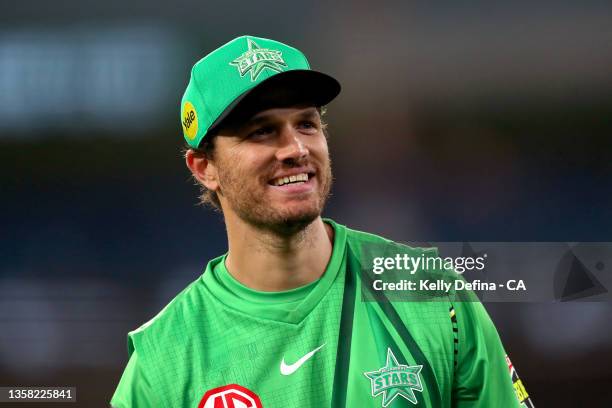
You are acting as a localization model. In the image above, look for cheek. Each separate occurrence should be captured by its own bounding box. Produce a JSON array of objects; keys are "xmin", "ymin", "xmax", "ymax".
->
[
  {"xmin": 243, "ymin": 147, "xmax": 276, "ymax": 174},
  {"xmin": 310, "ymin": 137, "xmax": 330, "ymax": 161},
  {"xmin": 221, "ymin": 146, "xmax": 273, "ymax": 180}
]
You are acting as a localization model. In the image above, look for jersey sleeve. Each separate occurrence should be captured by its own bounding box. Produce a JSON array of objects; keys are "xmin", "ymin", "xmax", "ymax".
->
[
  {"xmin": 110, "ymin": 344, "xmax": 160, "ymax": 407},
  {"xmin": 451, "ymin": 298, "xmax": 523, "ymax": 407}
]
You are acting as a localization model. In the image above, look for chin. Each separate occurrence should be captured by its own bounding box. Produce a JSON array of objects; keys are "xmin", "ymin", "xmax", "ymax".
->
[
  {"xmin": 278, "ymin": 208, "xmax": 320, "ymax": 227},
  {"xmin": 280, "ymin": 199, "xmax": 323, "ymax": 220},
  {"xmin": 229, "ymin": 187, "xmax": 330, "ymax": 235},
  {"xmin": 263, "ymin": 205, "xmax": 322, "ymax": 235}
]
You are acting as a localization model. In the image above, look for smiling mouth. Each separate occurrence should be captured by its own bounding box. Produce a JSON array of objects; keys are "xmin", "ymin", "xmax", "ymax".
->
[{"xmin": 269, "ymin": 172, "xmax": 315, "ymax": 187}]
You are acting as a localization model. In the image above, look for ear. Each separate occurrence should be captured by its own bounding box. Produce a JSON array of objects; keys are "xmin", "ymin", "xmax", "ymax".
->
[{"xmin": 185, "ymin": 149, "xmax": 219, "ymax": 192}]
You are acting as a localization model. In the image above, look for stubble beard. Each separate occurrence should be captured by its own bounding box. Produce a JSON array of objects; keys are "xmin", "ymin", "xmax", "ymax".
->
[{"xmin": 217, "ymin": 157, "xmax": 333, "ymax": 236}]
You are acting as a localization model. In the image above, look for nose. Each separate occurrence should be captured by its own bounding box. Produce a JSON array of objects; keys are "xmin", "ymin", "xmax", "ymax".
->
[{"xmin": 275, "ymin": 125, "xmax": 309, "ymax": 164}]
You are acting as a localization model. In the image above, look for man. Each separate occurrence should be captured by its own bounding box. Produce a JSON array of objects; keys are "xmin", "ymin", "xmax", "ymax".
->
[{"xmin": 111, "ymin": 35, "xmax": 533, "ymax": 407}]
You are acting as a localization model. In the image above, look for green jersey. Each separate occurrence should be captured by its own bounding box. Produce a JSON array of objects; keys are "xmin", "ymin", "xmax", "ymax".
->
[{"xmin": 112, "ymin": 219, "xmax": 531, "ymax": 407}]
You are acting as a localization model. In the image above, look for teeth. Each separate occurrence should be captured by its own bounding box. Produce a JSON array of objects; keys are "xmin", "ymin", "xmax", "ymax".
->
[{"xmin": 273, "ymin": 173, "xmax": 309, "ymax": 186}]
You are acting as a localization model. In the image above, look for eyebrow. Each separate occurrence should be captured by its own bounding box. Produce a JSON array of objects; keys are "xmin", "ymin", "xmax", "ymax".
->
[{"xmin": 245, "ymin": 107, "xmax": 319, "ymax": 128}]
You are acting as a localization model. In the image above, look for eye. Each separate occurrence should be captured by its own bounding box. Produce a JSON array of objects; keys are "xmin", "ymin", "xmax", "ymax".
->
[
  {"xmin": 298, "ymin": 121, "xmax": 318, "ymax": 132},
  {"xmin": 247, "ymin": 126, "xmax": 274, "ymax": 139}
]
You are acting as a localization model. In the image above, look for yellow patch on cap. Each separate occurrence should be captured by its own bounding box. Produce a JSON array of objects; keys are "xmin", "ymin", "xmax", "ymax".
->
[{"xmin": 182, "ymin": 101, "xmax": 199, "ymax": 140}]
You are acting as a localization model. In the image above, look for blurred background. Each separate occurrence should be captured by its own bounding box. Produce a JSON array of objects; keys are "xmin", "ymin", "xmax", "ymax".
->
[{"xmin": 1, "ymin": 0, "xmax": 611, "ymax": 406}]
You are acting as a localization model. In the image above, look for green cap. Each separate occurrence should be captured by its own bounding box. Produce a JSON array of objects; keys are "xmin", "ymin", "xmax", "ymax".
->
[{"xmin": 180, "ymin": 35, "xmax": 341, "ymax": 148}]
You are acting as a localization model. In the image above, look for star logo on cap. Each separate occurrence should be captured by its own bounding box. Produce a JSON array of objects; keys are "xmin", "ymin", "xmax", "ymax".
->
[
  {"xmin": 230, "ymin": 38, "xmax": 288, "ymax": 81},
  {"xmin": 364, "ymin": 348, "xmax": 424, "ymax": 406}
]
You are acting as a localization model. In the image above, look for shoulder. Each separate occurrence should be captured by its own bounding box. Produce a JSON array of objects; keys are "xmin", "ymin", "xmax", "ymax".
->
[
  {"xmin": 126, "ymin": 270, "xmax": 211, "ymax": 356},
  {"xmin": 330, "ymin": 219, "xmax": 438, "ymax": 257}
]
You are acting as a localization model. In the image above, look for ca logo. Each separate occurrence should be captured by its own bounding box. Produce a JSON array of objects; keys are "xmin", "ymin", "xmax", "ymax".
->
[{"xmin": 198, "ymin": 384, "xmax": 263, "ymax": 408}]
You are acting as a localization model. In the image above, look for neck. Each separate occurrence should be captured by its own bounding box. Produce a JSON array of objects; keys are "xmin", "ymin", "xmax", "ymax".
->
[{"xmin": 224, "ymin": 214, "xmax": 334, "ymax": 291}]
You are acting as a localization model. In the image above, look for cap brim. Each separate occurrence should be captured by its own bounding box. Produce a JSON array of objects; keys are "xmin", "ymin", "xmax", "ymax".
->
[{"xmin": 207, "ymin": 69, "xmax": 341, "ymax": 137}]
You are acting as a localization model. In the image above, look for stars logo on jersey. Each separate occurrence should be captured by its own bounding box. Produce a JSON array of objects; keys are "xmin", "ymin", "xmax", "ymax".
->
[
  {"xmin": 230, "ymin": 39, "xmax": 287, "ymax": 81},
  {"xmin": 364, "ymin": 348, "xmax": 423, "ymax": 406}
]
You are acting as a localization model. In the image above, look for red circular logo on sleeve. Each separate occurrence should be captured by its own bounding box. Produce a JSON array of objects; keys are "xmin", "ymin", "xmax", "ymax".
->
[{"xmin": 198, "ymin": 384, "xmax": 263, "ymax": 408}]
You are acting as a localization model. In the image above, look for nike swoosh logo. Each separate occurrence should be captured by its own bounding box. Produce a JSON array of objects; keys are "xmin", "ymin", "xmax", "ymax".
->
[{"xmin": 280, "ymin": 343, "xmax": 326, "ymax": 376}]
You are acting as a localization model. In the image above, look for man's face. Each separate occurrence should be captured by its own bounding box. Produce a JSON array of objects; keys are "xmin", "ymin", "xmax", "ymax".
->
[{"xmin": 211, "ymin": 105, "xmax": 332, "ymax": 233}]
